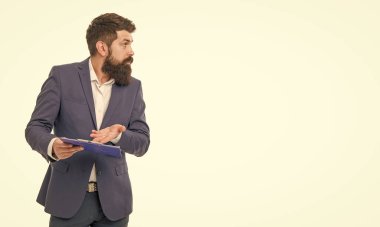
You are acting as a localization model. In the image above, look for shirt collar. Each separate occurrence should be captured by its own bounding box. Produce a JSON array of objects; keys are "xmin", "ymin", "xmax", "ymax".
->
[{"xmin": 89, "ymin": 59, "xmax": 115, "ymax": 85}]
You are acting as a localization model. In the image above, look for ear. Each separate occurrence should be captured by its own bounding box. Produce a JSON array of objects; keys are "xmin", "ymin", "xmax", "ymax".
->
[{"xmin": 95, "ymin": 41, "xmax": 109, "ymax": 57}]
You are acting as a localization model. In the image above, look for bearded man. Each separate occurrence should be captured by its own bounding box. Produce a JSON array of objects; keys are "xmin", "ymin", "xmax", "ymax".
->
[{"xmin": 25, "ymin": 13, "xmax": 150, "ymax": 227}]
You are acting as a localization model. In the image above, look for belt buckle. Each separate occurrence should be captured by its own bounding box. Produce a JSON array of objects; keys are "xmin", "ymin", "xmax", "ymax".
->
[{"xmin": 88, "ymin": 182, "xmax": 97, "ymax": 192}]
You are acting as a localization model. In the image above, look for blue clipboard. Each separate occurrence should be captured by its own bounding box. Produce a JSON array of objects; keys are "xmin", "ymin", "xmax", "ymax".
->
[{"xmin": 60, "ymin": 137, "xmax": 122, "ymax": 158}]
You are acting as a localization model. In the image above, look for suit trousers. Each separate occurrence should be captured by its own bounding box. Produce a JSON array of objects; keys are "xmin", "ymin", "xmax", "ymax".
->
[{"xmin": 49, "ymin": 192, "xmax": 129, "ymax": 227}]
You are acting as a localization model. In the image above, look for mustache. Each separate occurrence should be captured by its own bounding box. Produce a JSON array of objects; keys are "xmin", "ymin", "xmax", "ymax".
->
[{"xmin": 122, "ymin": 56, "xmax": 133, "ymax": 65}]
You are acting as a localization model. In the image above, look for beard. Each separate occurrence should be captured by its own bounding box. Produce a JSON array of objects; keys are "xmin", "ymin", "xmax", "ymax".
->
[{"xmin": 101, "ymin": 53, "xmax": 133, "ymax": 86}]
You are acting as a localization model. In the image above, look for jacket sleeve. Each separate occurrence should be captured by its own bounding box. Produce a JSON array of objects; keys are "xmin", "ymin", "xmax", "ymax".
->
[
  {"xmin": 25, "ymin": 66, "xmax": 61, "ymax": 162},
  {"xmin": 116, "ymin": 81, "xmax": 150, "ymax": 157}
]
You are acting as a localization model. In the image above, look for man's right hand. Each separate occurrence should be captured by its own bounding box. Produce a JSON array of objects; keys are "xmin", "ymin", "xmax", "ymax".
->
[{"xmin": 52, "ymin": 138, "xmax": 84, "ymax": 160}]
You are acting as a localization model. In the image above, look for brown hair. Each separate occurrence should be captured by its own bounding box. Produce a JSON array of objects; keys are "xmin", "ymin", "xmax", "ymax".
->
[{"xmin": 86, "ymin": 13, "xmax": 136, "ymax": 56}]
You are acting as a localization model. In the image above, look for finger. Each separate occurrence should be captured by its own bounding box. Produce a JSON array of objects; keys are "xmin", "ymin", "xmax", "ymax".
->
[
  {"xmin": 59, "ymin": 148, "xmax": 83, "ymax": 159},
  {"xmin": 73, "ymin": 146, "xmax": 84, "ymax": 152},
  {"xmin": 69, "ymin": 146, "xmax": 84, "ymax": 153},
  {"xmin": 92, "ymin": 137, "xmax": 101, "ymax": 143},
  {"xmin": 56, "ymin": 146, "xmax": 74, "ymax": 152},
  {"xmin": 59, "ymin": 153, "xmax": 72, "ymax": 160},
  {"xmin": 90, "ymin": 129, "xmax": 107, "ymax": 136},
  {"xmin": 92, "ymin": 136, "xmax": 110, "ymax": 144},
  {"xmin": 56, "ymin": 152, "xmax": 69, "ymax": 159},
  {"xmin": 60, "ymin": 146, "xmax": 83, "ymax": 153},
  {"xmin": 59, "ymin": 143, "xmax": 74, "ymax": 148},
  {"xmin": 114, "ymin": 124, "xmax": 126, "ymax": 132},
  {"xmin": 55, "ymin": 139, "xmax": 73, "ymax": 146},
  {"xmin": 70, "ymin": 149, "xmax": 83, "ymax": 155},
  {"xmin": 98, "ymin": 139, "xmax": 110, "ymax": 144},
  {"xmin": 93, "ymin": 135, "xmax": 108, "ymax": 142},
  {"xmin": 90, "ymin": 132, "xmax": 102, "ymax": 137},
  {"xmin": 55, "ymin": 139, "xmax": 76, "ymax": 146}
]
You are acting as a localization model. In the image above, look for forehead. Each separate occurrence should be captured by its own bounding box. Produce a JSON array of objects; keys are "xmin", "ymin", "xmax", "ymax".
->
[{"xmin": 115, "ymin": 30, "xmax": 133, "ymax": 42}]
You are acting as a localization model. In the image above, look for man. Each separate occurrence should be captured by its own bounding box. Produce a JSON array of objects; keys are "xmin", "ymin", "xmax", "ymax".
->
[{"xmin": 25, "ymin": 13, "xmax": 150, "ymax": 227}]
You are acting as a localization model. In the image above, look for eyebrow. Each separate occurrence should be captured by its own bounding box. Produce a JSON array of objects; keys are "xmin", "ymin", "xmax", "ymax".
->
[{"xmin": 121, "ymin": 38, "xmax": 133, "ymax": 43}]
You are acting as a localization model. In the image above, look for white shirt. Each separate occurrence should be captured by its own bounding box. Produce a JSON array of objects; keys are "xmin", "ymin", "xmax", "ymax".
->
[{"xmin": 47, "ymin": 59, "xmax": 121, "ymax": 182}]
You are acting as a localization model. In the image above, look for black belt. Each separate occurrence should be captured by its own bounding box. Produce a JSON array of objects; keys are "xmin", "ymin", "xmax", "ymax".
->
[{"xmin": 87, "ymin": 182, "xmax": 98, "ymax": 192}]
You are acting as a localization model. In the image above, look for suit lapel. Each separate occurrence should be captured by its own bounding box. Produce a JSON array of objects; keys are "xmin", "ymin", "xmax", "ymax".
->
[
  {"xmin": 77, "ymin": 58, "xmax": 97, "ymax": 129},
  {"xmin": 100, "ymin": 84, "xmax": 123, "ymax": 129}
]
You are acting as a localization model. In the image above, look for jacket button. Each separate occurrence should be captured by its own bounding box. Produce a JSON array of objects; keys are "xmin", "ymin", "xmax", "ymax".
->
[{"xmin": 97, "ymin": 171, "xmax": 102, "ymax": 176}]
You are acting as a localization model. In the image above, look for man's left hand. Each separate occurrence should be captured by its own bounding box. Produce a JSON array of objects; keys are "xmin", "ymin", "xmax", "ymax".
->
[{"xmin": 90, "ymin": 124, "xmax": 126, "ymax": 144}]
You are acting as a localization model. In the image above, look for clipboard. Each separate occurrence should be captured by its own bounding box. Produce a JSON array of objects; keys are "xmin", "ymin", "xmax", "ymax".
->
[{"xmin": 60, "ymin": 137, "xmax": 122, "ymax": 158}]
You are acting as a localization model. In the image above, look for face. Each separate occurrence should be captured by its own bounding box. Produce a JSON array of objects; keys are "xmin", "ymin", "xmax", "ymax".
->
[
  {"xmin": 109, "ymin": 30, "xmax": 134, "ymax": 63},
  {"xmin": 101, "ymin": 30, "xmax": 134, "ymax": 86}
]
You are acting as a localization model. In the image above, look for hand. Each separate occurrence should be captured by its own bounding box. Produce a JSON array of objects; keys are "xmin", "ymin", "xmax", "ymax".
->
[
  {"xmin": 52, "ymin": 138, "xmax": 83, "ymax": 160},
  {"xmin": 90, "ymin": 124, "xmax": 126, "ymax": 144}
]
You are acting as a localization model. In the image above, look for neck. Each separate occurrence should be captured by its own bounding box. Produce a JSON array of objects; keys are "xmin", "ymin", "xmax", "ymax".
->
[{"xmin": 90, "ymin": 56, "xmax": 110, "ymax": 85}]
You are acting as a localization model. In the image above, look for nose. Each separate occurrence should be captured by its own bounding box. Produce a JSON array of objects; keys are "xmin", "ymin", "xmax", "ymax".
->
[{"xmin": 128, "ymin": 47, "xmax": 134, "ymax": 56}]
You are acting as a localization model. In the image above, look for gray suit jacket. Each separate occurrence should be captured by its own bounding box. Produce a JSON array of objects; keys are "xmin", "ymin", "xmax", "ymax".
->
[{"xmin": 25, "ymin": 58, "xmax": 150, "ymax": 221}]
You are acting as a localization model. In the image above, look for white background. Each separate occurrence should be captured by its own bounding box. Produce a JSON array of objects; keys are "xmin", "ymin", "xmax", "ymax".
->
[{"xmin": 0, "ymin": 0, "xmax": 380, "ymax": 226}]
